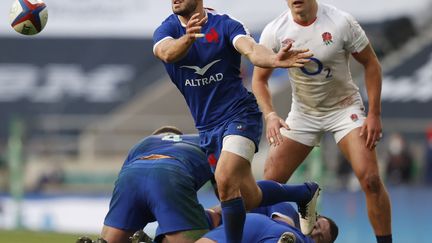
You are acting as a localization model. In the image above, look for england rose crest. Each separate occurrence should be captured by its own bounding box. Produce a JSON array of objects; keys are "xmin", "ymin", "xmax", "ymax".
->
[{"xmin": 322, "ymin": 32, "xmax": 333, "ymax": 45}]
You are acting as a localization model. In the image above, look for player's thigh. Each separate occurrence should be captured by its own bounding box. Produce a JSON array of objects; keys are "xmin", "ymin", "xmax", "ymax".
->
[
  {"xmin": 199, "ymin": 111, "xmax": 261, "ymax": 172},
  {"xmin": 337, "ymin": 127, "xmax": 380, "ymax": 180},
  {"xmin": 151, "ymin": 168, "xmax": 209, "ymax": 241},
  {"xmin": 164, "ymin": 229, "xmax": 210, "ymax": 243},
  {"xmin": 195, "ymin": 238, "xmax": 217, "ymax": 243},
  {"xmin": 215, "ymin": 150, "xmax": 252, "ymax": 199},
  {"xmin": 264, "ymin": 110, "xmax": 320, "ymax": 181},
  {"xmin": 327, "ymin": 101, "xmax": 366, "ymax": 144},
  {"xmin": 280, "ymin": 109, "xmax": 322, "ymax": 147},
  {"xmin": 101, "ymin": 225, "xmax": 134, "ymax": 243},
  {"xmin": 216, "ymin": 134, "xmax": 257, "ymax": 184},
  {"xmin": 221, "ymin": 111, "xmax": 263, "ymax": 163},
  {"xmin": 103, "ymin": 168, "xmax": 152, "ymax": 232},
  {"xmin": 264, "ymin": 136, "xmax": 313, "ymax": 182}
]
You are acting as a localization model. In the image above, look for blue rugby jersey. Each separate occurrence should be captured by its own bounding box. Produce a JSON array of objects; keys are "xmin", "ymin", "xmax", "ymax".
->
[
  {"xmin": 153, "ymin": 9, "xmax": 259, "ymax": 130},
  {"xmin": 203, "ymin": 213, "xmax": 315, "ymax": 243},
  {"xmin": 123, "ymin": 134, "xmax": 212, "ymax": 189}
]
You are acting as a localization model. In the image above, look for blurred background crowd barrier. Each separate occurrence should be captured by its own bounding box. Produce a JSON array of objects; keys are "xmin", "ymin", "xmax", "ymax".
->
[{"xmin": 1, "ymin": 0, "xmax": 432, "ymax": 242}]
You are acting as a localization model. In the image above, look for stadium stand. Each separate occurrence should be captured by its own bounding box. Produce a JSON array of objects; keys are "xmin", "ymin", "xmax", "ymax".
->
[{"xmin": 1, "ymin": 3, "xmax": 432, "ymax": 192}]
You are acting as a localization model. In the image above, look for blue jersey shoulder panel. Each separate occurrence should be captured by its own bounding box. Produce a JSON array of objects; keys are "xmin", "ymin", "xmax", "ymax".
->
[{"xmin": 124, "ymin": 134, "xmax": 212, "ymax": 187}]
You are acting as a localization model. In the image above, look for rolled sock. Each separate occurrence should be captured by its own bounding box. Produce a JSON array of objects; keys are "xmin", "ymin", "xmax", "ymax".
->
[{"xmin": 221, "ymin": 197, "xmax": 246, "ymax": 243}]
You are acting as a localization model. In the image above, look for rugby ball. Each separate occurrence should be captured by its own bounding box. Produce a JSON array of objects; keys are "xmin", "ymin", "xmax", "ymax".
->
[{"xmin": 9, "ymin": 0, "xmax": 48, "ymax": 35}]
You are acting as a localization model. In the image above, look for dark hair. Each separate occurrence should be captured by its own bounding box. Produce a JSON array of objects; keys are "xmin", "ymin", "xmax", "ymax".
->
[
  {"xmin": 319, "ymin": 215, "xmax": 339, "ymax": 242},
  {"xmin": 151, "ymin": 126, "xmax": 183, "ymax": 135}
]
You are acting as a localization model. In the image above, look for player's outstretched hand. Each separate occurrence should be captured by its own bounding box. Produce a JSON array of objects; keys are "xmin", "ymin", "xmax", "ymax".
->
[
  {"xmin": 275, "ymin": 43, "xmax": 313, "ymax": 68},
  {"xmin": 265, "ymin": 112, "xmax": 289, "ymax": 147},
  {"xmin": 186, "ymin": 13, "xmax": 208, "ymax": 40}
]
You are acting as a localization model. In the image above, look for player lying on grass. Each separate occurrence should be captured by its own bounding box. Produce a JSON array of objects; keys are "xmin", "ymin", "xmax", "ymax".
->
[{"xmin": 197, "ymin": 201, "xmax": 338, "ymax": 243}]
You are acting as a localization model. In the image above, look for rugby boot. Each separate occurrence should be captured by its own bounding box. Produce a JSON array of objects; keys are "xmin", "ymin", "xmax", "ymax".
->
[
  {"xmin": 297, "ymin": 181, "xmax": 320, "ymax": 235},
  {"xmin": 76, "ymin": 236, "xmax": 94, "ymax": 243},
  {"xmin": 277, "ymin": 232, "xmax": 296, "ymax": 243},
  {"xmin": 129, "ymin": 230, "xmax": 153, "ymax": 243}
]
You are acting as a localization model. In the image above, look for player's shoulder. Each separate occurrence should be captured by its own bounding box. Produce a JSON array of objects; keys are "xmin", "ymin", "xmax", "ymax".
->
[
  {"xmin": 158, "ymin": 14, "xmax": 180, "ymax": 28},
  {"xmin": 262, "ymin": 9, "xmax": 291, "ymax": 33},
  {"xmin": 206, "ymin": 8, "xmax": 243, "ymax": 25},
  {"xmin": 206, "ymin": 8, "xmax": 228, "ymax": 19},
  {"xmin": 319, "ymin": 3, "xmax": 356, "ymax": 24}
]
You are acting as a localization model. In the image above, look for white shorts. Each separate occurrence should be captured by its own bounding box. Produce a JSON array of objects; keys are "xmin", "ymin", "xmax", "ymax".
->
[{"xmin": 280, "ymin": 103, "xmax": 366, "ymax": 146}]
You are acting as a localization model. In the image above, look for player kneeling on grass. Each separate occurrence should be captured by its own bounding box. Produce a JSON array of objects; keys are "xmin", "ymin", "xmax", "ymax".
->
[{"xmin": 99, "ymin": 126, "xmax": 213, "ymax": 243}]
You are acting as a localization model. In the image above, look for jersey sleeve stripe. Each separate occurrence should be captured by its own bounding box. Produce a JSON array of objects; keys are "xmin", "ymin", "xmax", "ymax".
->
[
  {"xmin": 232, "ymin": 34, "xmax": 251, "ymax": 52},
  {"xmin": 153, "ymin": 36, "xmax": 174, "ymax": 55}
]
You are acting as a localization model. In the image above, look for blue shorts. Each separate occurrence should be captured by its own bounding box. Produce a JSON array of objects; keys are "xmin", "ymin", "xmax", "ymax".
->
[
  {"xmin": 199, "ymin": 108, "xmax": 262, "ymax": 171},
  {"xmin": 203, "ymin": 213, "xmax": 308, "ymax": 243},
  {"xmin": 103, "ymin": 159, "xmax": 209, "ymax": 240}
]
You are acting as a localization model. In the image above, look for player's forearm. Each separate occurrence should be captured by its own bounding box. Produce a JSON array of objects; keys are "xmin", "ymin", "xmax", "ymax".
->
[
  {"xmin": 157, "ymin": 35, "xmax": 195, "ymax": 63},
  {"xmin": 252, "ymin": 77, "xmax": 275, "ymax": 116},
  {"xmin": 364, "ymin": 62, "xmax": 382, "ymax": 116},
  {"xmin": 246, "ymin": 44, "xmax": 278, "ymax": 68}
]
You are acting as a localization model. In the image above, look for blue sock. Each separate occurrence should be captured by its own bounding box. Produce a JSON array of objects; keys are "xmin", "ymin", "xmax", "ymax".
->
[
  {"xmin": 257, "ymin": 180, "xmax": 311, "ymax": 206},
  {"xmin": 376, "ymin": 234, "xmax": 392, "ymax": 243},
  {"xmin": 221, "ymin": 197, "xmax": 246, "ymax": 243}
]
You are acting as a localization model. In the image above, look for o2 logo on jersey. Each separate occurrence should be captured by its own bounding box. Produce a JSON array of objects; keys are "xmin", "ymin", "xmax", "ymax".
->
[
  {"xmin": 300, "ymin": 57, "xmax": 333, "ymax": 78},
  {"xmin": 301, "ymin": 58, "xmax": 323, "ymax": 75}
]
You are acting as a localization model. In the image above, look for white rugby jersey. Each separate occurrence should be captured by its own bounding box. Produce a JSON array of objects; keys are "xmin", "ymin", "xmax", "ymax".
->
[{"xmin": 260, "ymin": 3, "xmax": 369, "ymax": 116}]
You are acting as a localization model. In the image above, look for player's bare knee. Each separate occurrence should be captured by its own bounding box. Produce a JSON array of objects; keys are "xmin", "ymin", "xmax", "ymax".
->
[
  {"xmin": 263, "ymin": 160, "xmax": 290, "ymax": 182},
  {"xmin": 217, "ymin": 186, "xmax": 239, "ymax": 200},
  {"xmin": 215, "ymin": 173, "xmax": 239, "ymax": 199},
  {"xmin": 215, "ymin": 170, "xmax": 230, "ymax": 189},
  {"xmin": 263, "ymin": 167, "xmax": 281, "ymax": 181},
  {"xmin": 263, "ymin": 159, "xmax": 274, "ymax": 175},
  {"xmin": 362, "ymin": 174, "xmax": 382, "ymax": 194}
]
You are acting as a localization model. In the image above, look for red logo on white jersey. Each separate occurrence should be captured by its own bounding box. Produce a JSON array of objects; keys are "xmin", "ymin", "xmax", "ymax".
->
[
  {"xmin": 282, "ymin": 38, "xmax": 295, "ymax": 46},
  {"xmin": 322, "ymin": 32, "xmax": 333, "ymax": 45}
]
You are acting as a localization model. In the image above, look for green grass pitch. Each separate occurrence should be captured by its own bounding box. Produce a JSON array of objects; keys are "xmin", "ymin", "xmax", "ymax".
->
[{"xmin": 0, "ymin": 230, "xmax": 99, "ymax": 243}]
